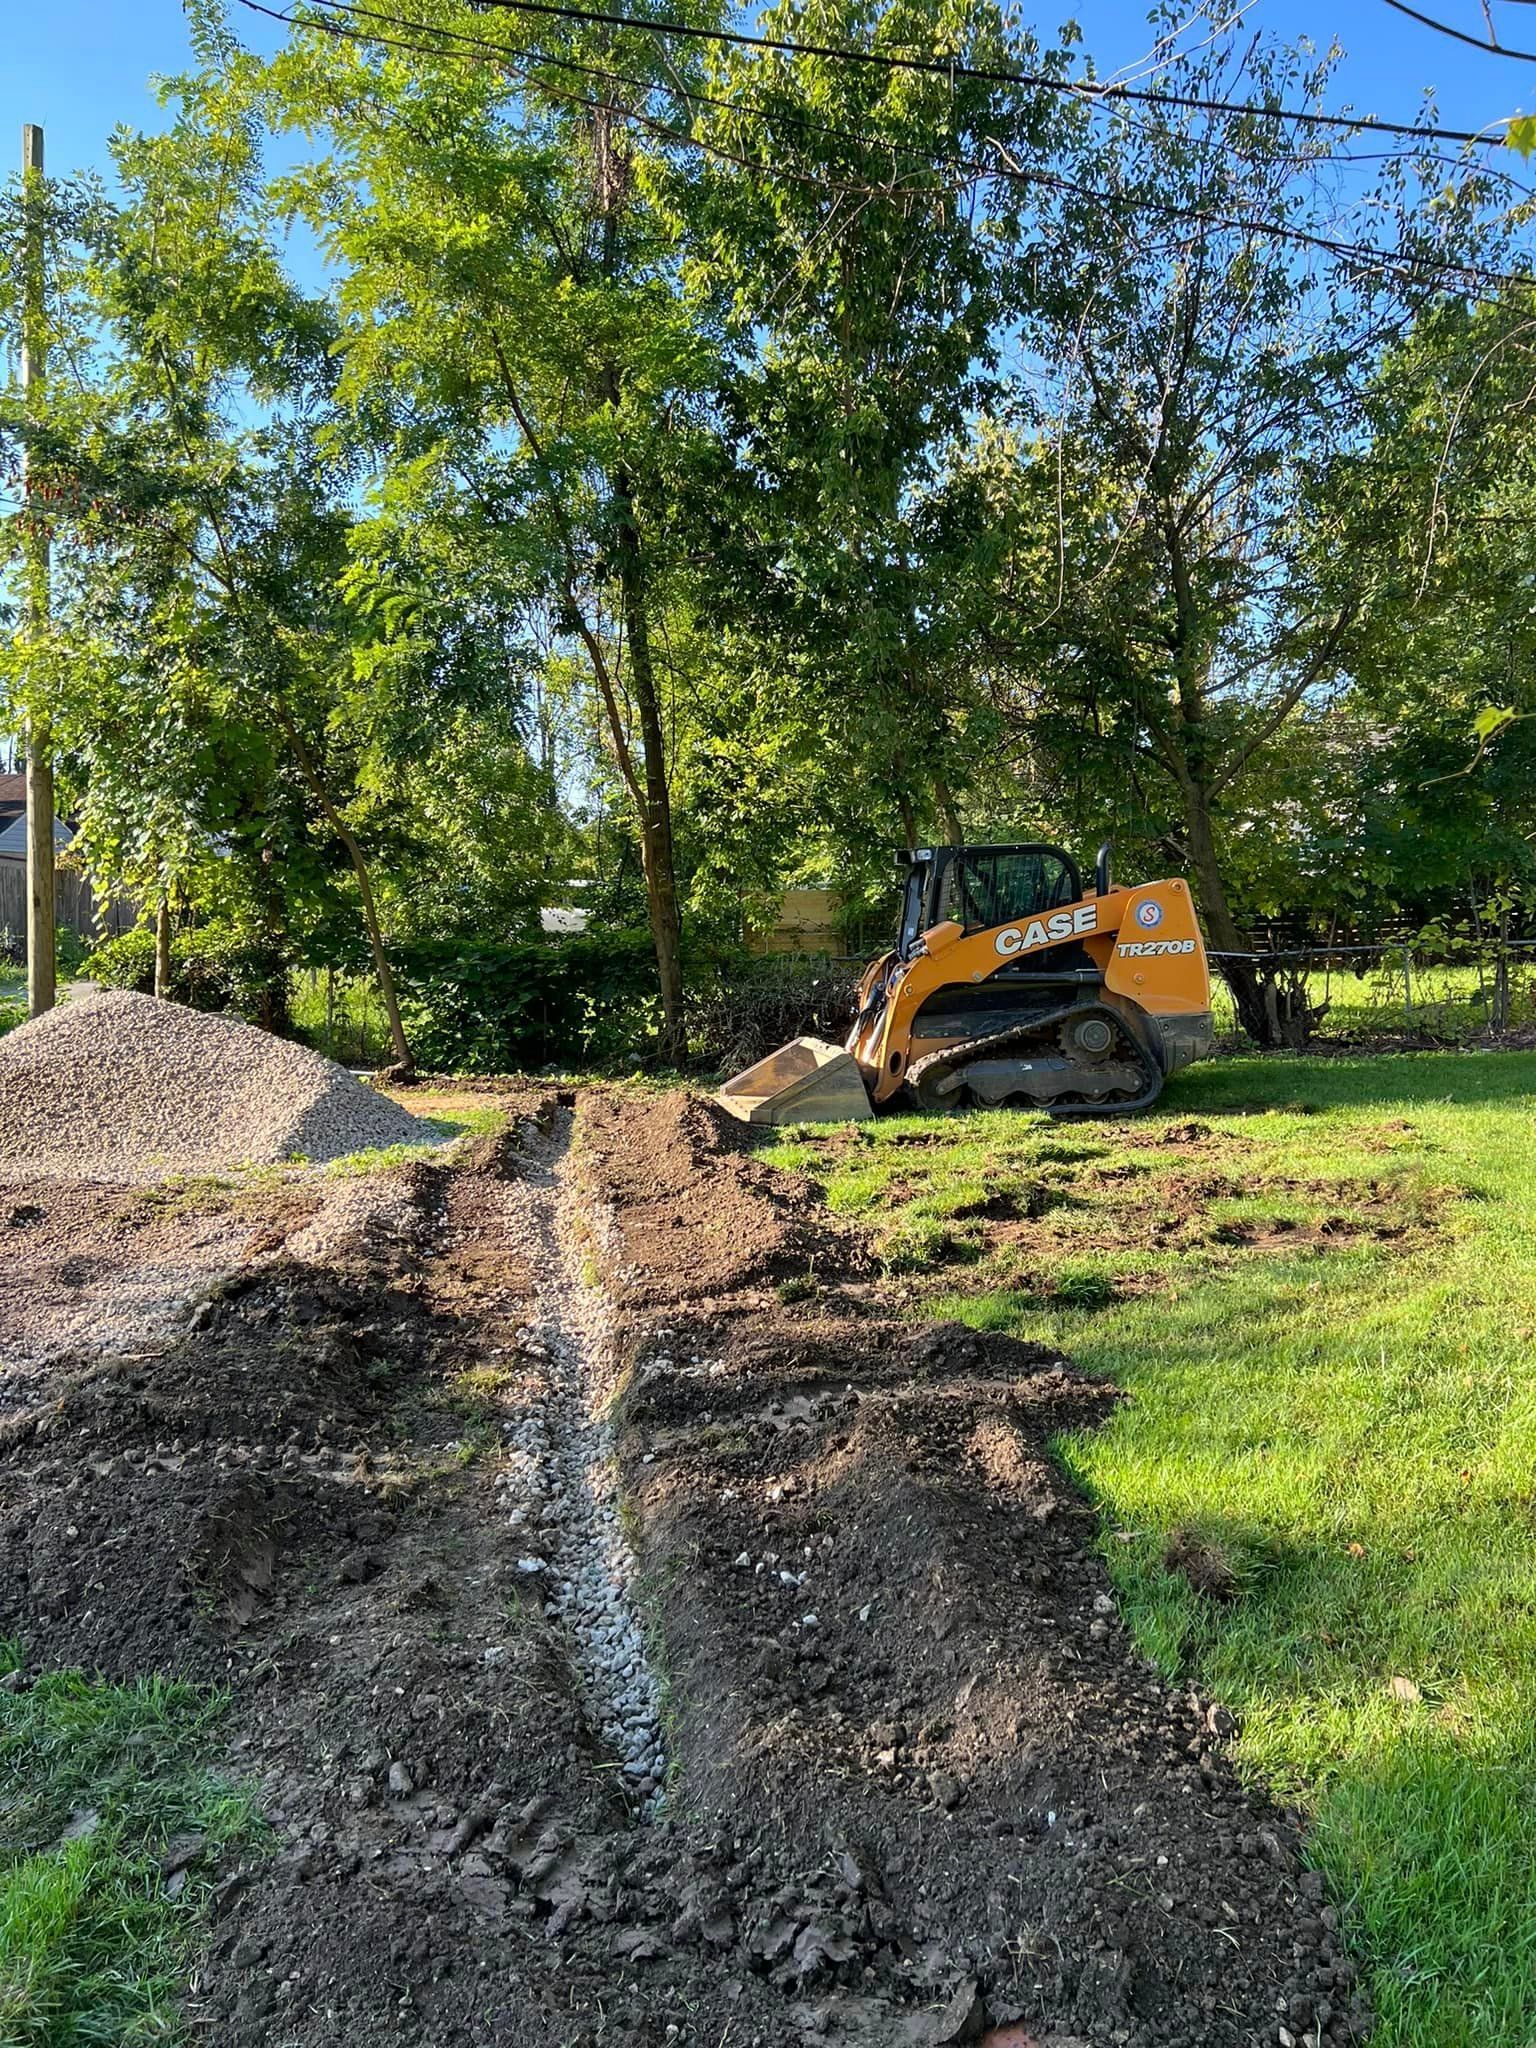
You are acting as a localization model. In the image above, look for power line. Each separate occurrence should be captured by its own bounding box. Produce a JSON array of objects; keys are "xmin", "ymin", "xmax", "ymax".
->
[
  {"xmin": 1382, "ymin": 0, "xmax": 1536, "ymax": 56},
  {"xmin": 265, "ymin": 0, "xmax": 1524, "ymax": 188},
  {"xmin": 237, "ymin": 0, "xmax": 917, "ymax": 194},
  {"xmin": 462, "ymin": 0, "xmax": 1518, "ymax": 148},
  {"xmin": 235, "ymin": 0, "xmax": 1536, "ymax": 292}
]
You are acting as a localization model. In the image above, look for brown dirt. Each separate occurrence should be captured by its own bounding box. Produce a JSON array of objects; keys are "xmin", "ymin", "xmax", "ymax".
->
[
  {"xmin": 0, "ymin": 1087, "xmax": 1367, "ymax": 2048},
  {"xmin": 576, "ymin": 1088, "xmax": 866, "ymax": 1305}
]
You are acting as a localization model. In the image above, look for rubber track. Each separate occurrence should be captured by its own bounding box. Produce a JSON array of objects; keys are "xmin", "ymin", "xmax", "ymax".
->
[{"xmin": 905, "ymin": 1000, "xmax": 1163, "ymax": 1118}]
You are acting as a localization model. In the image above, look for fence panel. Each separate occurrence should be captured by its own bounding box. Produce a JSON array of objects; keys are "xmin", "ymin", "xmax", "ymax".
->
[
  {"xmin": 0, "ymin": 859, "xmax": 135, "ymax": 962},
  {"xmin": 1210, "ymin": 941, "xmax": 1536, "ymax": 1044}
]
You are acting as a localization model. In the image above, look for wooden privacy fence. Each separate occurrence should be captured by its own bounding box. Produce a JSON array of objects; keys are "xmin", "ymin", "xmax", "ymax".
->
[{"xmin": 0, "ymin": 857, "xmax": 135, "ymax": 959}]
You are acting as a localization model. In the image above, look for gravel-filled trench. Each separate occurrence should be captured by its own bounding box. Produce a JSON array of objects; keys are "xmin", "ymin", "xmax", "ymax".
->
[{"xmin": 492, "ymin": 1112, "xmax": 668, "ymax": 1808}]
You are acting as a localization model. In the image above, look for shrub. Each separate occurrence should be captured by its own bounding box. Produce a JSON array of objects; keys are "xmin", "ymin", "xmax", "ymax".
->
[
  {"xmin": 55, "ymin": 925, "xmax": 91, "ymax": 978},
  {"xmin": 390, "ymin": 939, "xmax": 864, "ymax": 1075},
  {"xmin": 86, "ymin": 921, "xmax": 291, "ymax": 1025},
  {"xmin": 393, "ymin": 932, "xmax": 662, "ymax": 1072}
]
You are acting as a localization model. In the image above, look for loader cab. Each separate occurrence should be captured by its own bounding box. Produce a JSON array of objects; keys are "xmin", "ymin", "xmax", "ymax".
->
[{"xmin": 896, "ymin": 843, "xmax": 1083, "ymax": 960}]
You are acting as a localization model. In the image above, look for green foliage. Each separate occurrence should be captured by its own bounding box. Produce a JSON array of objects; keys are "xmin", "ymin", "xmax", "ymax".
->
[
  {"xmin": 52, "ymin": 928, "xmax": 88, "ymax": 980},
  {"xmin": 87, "ymin": 919, "xmax": 289, "ymax": 1021},
  {"xmin": 0, "ymin": 1658, "xmax": 259, "ymax": 2046},
  {"xmin": 684, "ymin": 0, "xmax": 1069, "ymax": 849},
  {"xmin": 393, "ymin": 933, "xmax": 663, "ymax": 1071}
]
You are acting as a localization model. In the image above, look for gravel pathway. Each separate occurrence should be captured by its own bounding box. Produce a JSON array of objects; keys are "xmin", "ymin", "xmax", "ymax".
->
[{"xmin": 493, "ymin": 1115, "xmax": 667, "ymax": 1812}]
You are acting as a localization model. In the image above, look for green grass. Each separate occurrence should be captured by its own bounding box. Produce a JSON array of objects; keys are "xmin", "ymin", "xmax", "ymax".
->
[
  {"xmin": 321, "ymin": 1097, "xmax": 506, "ymax": 1175},
  {"xmin": 767, "ymin": 1050, "xmax": 1536, "ymax": 2047},
  {"xmin": 0, "ymin": 1643, "xmax": 260, "ymax": 2044},
  {"xmin": 1210, "ymin": 957, "xmax": 1536, "ymax": 1043},
  {"xmin": 0, "ymin": 971, "xmax": 24, "ymax": 1039}
]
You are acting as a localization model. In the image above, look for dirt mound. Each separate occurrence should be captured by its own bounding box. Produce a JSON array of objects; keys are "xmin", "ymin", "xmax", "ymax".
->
[
  {"xmin": 0, "ymin": 991, "xmax": 434, "ymax": 1181},
  {"xmin": 623, "ymin": 1312, "xmax": 1365, "ymax": 2047},
  {"xmin": 578, "ymin": 1088, "xmax": 861, "ymax": 1304}
]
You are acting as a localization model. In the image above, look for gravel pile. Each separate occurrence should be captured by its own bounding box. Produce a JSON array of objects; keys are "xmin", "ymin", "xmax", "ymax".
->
[{"xmin": 0, "ymin": 990, "xmax": 435, "ymax": 1181}]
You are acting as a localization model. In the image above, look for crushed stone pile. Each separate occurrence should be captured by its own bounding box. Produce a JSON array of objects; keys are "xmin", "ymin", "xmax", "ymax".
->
[{"xmin": 0, "ymin": 990, "xmax": 435, "ymax": 1182}]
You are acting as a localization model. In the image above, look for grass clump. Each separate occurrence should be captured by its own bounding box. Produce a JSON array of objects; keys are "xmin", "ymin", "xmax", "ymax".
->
[
  {"xmin": 0, "ymin": 1643, "xmax": 259, "ymax": 2045},
  {"xmin": 783, "ymin": 1050, "xmax": 1536, "ymax": 2047}
]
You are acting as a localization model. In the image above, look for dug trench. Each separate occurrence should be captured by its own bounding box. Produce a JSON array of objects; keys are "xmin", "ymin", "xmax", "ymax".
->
[{"xmin": 0, "ymin": 1089, "xmax": 1365, "ymax": 2048}]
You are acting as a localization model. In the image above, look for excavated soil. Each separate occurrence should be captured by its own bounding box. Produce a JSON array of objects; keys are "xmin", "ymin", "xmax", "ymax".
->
[{"xmin": 0, "ymin": 1086, "xmax": 1366, "ymax": 2048}]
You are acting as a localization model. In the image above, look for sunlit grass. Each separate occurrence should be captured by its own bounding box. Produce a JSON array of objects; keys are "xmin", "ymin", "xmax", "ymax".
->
[
  {"xmin": 0, "ymin": 1643, "xmax": 260, "ymax": 2045},
  {"xmin": 773, "ymin": 1050, "xmax": 1536, "ymax": 2046}
]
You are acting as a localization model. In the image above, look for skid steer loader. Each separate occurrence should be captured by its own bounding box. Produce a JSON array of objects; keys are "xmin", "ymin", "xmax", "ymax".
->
[{"xmin": 718, "ymin": 841, "xmax": 1212, "ymax": 1123}]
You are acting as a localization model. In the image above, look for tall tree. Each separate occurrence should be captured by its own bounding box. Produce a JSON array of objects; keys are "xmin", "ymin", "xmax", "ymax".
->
[
  {"xmin": 256, "ymin": 0, "xmax": 726, "ymax": 1053},
  {"xmin": 0, "ymin": 30, "xmax": 467, "ymax": 1065},
  {"xmin": 687, "ymin": 0, "xmax": 1071, "ymax": 851},
  {"xmin": 992, "ymin": 18, "xmax": 1510, "ymax": 1038}
]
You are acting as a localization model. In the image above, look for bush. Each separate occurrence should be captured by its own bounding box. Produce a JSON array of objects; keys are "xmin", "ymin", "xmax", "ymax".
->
[
  {"xmin": 86, "ymin": 921, "xmax": 291, "ymax": 1025},
  {"xmin": 55, "ymin": 925, "xmax": 91, "ymax": 978},
  {"xmin": 390, "ymin": 938, "xmax": 864, "ymax": 1075},
  {"xmin": 393, "ymin": 932, "xmax": 662, "ymax": 1072}
]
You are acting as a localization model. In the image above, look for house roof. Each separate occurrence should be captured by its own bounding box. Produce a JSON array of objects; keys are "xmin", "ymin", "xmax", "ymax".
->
[
  {"xmin": 0, "ymin": 772, "xmax": 24, "ymax": 831},
  {"xmin": 0, "ymin": 813, "xmax": 74, "ymax": 863}
]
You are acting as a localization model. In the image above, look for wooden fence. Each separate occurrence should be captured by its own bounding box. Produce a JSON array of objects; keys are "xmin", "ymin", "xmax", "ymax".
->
[{"xmin": 0, "ymin": 858, "xmax": 135, "ymax": 960}]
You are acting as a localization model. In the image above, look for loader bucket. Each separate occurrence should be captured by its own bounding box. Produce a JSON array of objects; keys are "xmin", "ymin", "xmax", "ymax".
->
[{"xmin": 716, "ymin": 1036, "xmax": 873, "ymax": 1126}]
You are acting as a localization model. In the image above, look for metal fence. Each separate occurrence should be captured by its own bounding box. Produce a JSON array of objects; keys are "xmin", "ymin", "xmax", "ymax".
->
[{"xmin": 1208, "ymin": 940, "xmax": 1536, "ymax": 1043}]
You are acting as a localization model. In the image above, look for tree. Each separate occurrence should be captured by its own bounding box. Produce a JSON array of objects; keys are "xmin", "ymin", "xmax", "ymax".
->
[
  {"xmin": 685, "ymin": 0, "xmax": 1072, "ymax": 852},
  {"xmin": 1, "ymin": 21, "xmax": 569, "ymax": 1064},
  {"xmin": 1321, "ymin": 292, "xmax": 1536, "ymax": 922},
  {"xmin": 990, "ymin": 17, "xmax": 1508, "ymax": 1039},
  {"xmin": 254, "ymin": 0, "xmax": 730, "ymax": 1054}
]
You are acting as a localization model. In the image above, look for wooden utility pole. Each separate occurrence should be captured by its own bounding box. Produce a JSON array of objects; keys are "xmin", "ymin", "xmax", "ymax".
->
[{"xmin": 21, "ymin": 122, "xmax": 55, "ymax": 1016}]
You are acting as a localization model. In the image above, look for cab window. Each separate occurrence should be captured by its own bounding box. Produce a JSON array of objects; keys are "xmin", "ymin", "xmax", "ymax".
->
[{"xmin": 939, "ymin": 848, "xmax": 1078, "ymax": 932}]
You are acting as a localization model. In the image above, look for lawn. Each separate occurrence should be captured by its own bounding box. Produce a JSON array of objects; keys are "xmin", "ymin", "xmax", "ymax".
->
[
  {"xmin": 0, "ymin": 1643, "xmax": 258, "ymax": 2045},
  {"xmin": 1206, "ymin": 957, "xmax": 1536, "ymax": 1044},
  {"xmin": 762, "ymin": 1048, "xmax": 1536, "ymax": 2048}
]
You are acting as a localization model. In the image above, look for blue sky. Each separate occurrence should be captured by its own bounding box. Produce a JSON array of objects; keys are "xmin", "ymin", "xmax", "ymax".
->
[{"xmin": 5, "ymin": 0, "xmax": 1534, "ymax": 187}]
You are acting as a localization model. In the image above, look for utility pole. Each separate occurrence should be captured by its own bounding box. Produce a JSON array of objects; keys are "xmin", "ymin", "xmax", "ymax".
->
[{"xmin": 21, "ymin": 122, "xmax": 55, "ymax": 1016}]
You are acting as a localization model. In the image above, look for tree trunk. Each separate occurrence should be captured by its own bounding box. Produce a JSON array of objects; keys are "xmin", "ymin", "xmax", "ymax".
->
[
  {"xmin": 897, "ymin": 793, "xmax": 919, "ymax": 854},
  {"xmin": 154, "ymin": 896, "xmax": 173, "ymax": 999},
  {"xmin": 1172, "ymin": 760, "xmax": 1274, "ymax": 1044},
  {"xmin": 933, "ymin": 775, "xmax": 964, "ymax": 847},
  {"xmin": 341, "ymin": 832, "xmax": 410, "ymax": 1072},
  {"xmin": 270, "ymin": 703, "xmax": 412, "ymax": 1073},
  {"xmin": 613, "ymin": 479, "xmax": 686, "ymax": 1061},
  {"xmin": 1493, "ymin": 900, "xmax": 1511, "ymax": 1034}
]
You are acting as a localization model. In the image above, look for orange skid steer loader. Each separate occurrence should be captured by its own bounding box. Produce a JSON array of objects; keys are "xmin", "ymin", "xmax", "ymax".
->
[{"xmin": 718, "ymin": 842, "xmax": 1212, "ymax": 1123}]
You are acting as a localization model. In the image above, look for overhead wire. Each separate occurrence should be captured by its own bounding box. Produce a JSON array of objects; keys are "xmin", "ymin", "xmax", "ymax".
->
[
  {"xmin": 233, "ymin": 0, "xmax": 1536, "ymax": 292},
  {"xmin": 460, "ymin": 0, "xmax": 1522, "ymax": 146},
  {"xmin": 1382, "ymin": 0, "xmax": 1536, "ymax": 55},
  {"xmin": 238, "ymin": 0, "xmax": 911, "ymax": 192},
  {"xmin": 257, "ymin": 0, "xmax": 1523, "ymax": 186}
]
